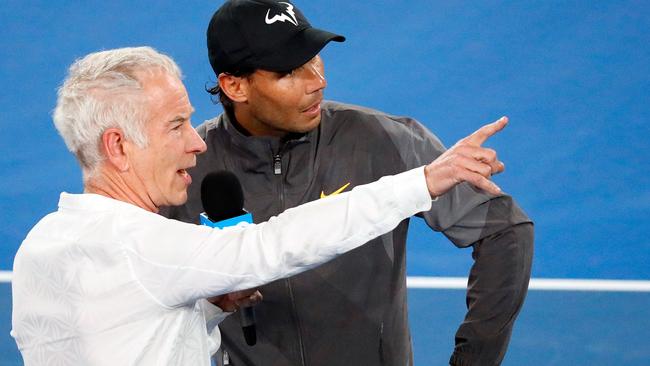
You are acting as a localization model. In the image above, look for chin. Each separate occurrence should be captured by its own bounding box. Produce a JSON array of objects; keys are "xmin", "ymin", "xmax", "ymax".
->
[
  {"xmin": 296, "ymin": 117, "xmax": 322, "ymax": 133},
  {"xmin": 167, "ymin": 192, "xmax": 188, "ymax": 207}
]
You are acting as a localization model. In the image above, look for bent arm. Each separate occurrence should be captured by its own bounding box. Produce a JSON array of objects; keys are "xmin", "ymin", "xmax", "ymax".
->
[
  {"xmin": 449, "ymin": 221, "xmax": 534, "ymax": 366},
  {"xmin": 390, "ymin": 114, "xmax": 534, "ymax": 365}
]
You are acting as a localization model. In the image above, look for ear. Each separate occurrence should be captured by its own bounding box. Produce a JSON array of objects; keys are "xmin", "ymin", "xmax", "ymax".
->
[
  {"xmin": 100, "ymin": 128, "xmax": 130, "ymax": 172},
  {"xmin": 218, "ymin": 73, "xmax": 250, "ymax": 103}
]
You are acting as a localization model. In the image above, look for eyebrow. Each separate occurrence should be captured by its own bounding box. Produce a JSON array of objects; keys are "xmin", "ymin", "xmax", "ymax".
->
[
  {"xmin": 169, "ymin": 116, "xmax": 187, "ymax": 124},
  {"xmin": 168, "ymin": 108, "xmax": 195, "ymax": 124}
]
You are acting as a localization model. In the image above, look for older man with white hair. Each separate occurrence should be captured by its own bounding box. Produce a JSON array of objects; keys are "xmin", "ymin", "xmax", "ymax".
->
[{"xmin": 11, "ymin": 46, "xmax": 508, "ymax": 365}]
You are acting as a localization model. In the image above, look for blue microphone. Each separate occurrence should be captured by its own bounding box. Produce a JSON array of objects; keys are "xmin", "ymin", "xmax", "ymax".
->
[{"xmin": 200, "ymin": 171, "xmax": 257, "ymax": 346}]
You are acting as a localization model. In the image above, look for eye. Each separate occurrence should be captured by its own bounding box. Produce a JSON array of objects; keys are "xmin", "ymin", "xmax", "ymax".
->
[{"xmin": 170, "ymin": 121, "xmax": 185, "ymax": 132}]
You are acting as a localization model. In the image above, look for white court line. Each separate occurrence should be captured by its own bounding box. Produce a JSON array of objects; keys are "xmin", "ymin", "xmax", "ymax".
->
[
  {"xmin": 0, "ymin": 271, "xmax": 11, "ymax": 283},
  {"xmin": 529, "ymin": 278, "xmax": 650, "ymax": 292},
  {"xmin": 2, "ymin": 271, "xmax": 649, "ymax": 292},
  {"xmin": 407, "ymin": 276, "xmax": 650, "ymax": 292}
]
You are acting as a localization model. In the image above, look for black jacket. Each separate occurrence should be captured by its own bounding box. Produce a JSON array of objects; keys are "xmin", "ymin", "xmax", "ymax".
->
[{"xmin": 164, "ymin": 101, "xmax": 534, "ymax": 366}]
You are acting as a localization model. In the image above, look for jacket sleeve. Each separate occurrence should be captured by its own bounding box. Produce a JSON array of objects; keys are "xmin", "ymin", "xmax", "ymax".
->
[
  {"xmin": 120, "ymin": 167, "xmax": 433, "ymax": 308},
  {"xmin": 391, "ymin": 116, "xmax": 534, "ymax": 366}
]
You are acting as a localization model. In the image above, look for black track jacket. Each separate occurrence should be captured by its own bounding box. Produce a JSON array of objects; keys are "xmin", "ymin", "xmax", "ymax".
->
[{"xmin": 163, "ymin": 101, "xmax": 534, "ymax": 366}]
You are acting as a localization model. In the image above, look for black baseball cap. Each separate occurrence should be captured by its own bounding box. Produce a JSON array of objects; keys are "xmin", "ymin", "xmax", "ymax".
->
[{"xmin": 207, "ymin": 0, "xmax": 345, "ymax": 76}]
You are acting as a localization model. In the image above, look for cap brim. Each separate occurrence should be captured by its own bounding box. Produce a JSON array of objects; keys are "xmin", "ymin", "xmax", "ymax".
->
[{"xmin": 254, "ymin": 27, "xmax": 345, "ymax": 72}]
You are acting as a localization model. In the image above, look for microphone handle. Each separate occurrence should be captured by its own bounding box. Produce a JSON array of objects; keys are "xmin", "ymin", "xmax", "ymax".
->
[{"xmin": 240, "ymin": 306, "xmax": 256, "ymax": 346}]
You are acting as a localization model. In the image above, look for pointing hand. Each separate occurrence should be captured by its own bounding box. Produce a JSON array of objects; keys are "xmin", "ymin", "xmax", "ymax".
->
[{"xmin": 424, "ymin": 116, "xmax": 508, "ymax": 198}]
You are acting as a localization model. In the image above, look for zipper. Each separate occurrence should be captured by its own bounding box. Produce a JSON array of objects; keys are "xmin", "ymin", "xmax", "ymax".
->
[
  {"xmin": 222, "ymin": 349, "xmax": 230, "ymax": 365},
  {"xmin": 287, "ymin": 279, "xmax": 307, "ymax": 366},
  {"xmin": 273, "ymin": 153, "xmax": 285, "ymax": 210},
  {"xmin": 273, "ymin": 154, "xmax": 282, "ymax": 175},
  {"xmin": 379, "ymin": 322, "xmax": 385, "ymax": 365},
  {"xmin": 273, "ymin": 148, "xmax": 308, "ymax": 366}
]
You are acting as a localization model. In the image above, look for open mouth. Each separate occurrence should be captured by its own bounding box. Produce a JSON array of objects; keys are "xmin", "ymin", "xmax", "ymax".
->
[
  {"xmin": 302, "ymin": 100, "xmax": 322, "ymax": 115},
  {"xmin": 177, "ymin": 169, "xmax": 192, "ymax": 185}
]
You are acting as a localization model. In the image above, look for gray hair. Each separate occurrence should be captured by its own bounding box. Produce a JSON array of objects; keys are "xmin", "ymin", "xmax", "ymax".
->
[{"xmin": 52, "ymin": 46, "xmax": 182, "ymax": 180}]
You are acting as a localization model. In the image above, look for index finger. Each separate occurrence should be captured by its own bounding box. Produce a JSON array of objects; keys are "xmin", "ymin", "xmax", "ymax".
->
[{"xmin": 462, "ymin": 116, "xmax": 509, "ymax": 146}]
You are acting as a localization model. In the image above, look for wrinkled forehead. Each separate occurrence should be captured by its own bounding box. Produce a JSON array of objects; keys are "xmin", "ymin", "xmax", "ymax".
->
[{"xmin": 136, "ymin": 69, "xmax": 193, "ymax": 125}]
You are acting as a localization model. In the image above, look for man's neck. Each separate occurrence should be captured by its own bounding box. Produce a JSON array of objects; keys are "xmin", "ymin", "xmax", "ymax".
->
[
  {"xmin": 232, "ymin": 107, "xmax": 287, "ymax": 138},
  {"xmin": 84, "ymin": 168, "xmax": 158, "ymax": 213},
  {"xmin": 225, "ymin": 108, "xmax": 254, "ymax": 137},
  {"xmin": 228, "ymin": 108, "xmax": 305, "ymax": 144}
]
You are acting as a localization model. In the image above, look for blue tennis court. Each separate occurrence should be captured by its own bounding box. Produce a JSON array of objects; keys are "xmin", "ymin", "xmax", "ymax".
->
[
  {"xmin": 2, "ymin": 282, "xmax": 649, "ymax": 365},
  {"xmin": 2, "ymin": 1, "xmax": 649, "ymax": 364}
]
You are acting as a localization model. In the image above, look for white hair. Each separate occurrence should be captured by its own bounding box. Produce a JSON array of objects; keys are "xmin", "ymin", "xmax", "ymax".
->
[{"xmin": 52, "ymin": 46, "xmax": 182, "ymax": 180}]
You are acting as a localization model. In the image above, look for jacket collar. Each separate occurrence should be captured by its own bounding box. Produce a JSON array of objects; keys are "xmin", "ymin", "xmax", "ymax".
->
[
  {"xmin": 58, "ymin": 192, "xmax": 147, "ymax": 214},
  {"xmin": 220, "ymin": 110, "xmax": 313, "ymax": 155}
]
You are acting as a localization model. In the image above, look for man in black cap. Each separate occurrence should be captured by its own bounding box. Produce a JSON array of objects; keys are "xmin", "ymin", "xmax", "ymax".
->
[{"xmin": 165, "ymin": 1, "xmax": 534, "ymax": 365}]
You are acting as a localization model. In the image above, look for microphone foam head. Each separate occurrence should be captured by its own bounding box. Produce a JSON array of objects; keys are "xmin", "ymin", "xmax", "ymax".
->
[{"xmin": 200, "ymin": 171, "xmax": 245, "ymax": 222}]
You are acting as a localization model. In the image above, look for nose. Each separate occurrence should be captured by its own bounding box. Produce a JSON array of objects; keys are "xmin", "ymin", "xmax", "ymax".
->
[
  {"xmin": 304, "ymin": 56, "xmax": 326, "ymax": 94},
  {"xmin": 186, "ymin": 124, "xmax": 207, "ymax": 154}
]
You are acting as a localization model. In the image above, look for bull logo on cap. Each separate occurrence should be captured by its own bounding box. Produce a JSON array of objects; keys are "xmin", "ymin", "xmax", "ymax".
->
[{"xmin": 265, "ymin": 2, "xmax": 298, "ymax": 26}]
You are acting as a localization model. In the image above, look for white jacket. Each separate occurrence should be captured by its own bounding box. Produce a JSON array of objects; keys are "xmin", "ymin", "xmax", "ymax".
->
[{"xmin": 11, "ymin": 167, "xmax": 431, "ymax": 365}]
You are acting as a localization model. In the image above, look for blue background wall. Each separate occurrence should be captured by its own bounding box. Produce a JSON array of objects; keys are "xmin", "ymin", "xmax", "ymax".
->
[{"xmin": 1, "ymin": 1, "xmax": 649, "ymax": 364}]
